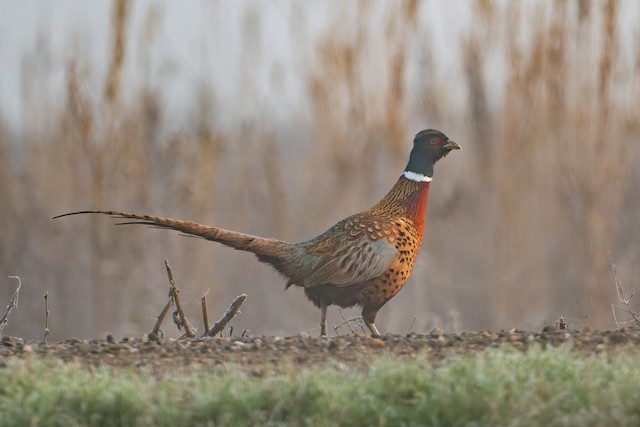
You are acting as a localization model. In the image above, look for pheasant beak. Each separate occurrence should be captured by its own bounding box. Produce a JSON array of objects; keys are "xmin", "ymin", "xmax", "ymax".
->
[{"xmin": 444, "ymin": 140, "xmax": 461, "ymax": 151}]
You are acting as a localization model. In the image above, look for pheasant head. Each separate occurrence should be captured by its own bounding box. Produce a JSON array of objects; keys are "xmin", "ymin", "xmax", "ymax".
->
[{"xmin": 403, "ymin": 129, "xmax": 460, "ymax": 182}]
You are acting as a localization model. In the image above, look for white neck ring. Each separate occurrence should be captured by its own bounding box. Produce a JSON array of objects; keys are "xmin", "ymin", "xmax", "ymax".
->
[{"xmin": 403, "ymin": 170, "xmax": 432, "ymax": 182}]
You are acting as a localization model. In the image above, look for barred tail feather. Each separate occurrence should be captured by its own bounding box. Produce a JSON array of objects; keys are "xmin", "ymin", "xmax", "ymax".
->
[{"xmin": 53, "ymin": 210, "xmax": 293, "ymax": 273}]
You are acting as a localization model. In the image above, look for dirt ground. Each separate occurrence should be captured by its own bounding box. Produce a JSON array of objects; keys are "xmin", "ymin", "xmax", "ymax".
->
[{"xmin": 2, "ymin": 326, "xmax": 640, "ymax": 375}]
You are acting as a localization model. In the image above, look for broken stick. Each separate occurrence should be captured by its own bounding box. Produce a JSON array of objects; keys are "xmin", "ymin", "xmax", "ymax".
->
[
  {"xmin": 205, "ymin": 294, "xmax": 247, "ymax": 337},
  {"xmin": 165, "ymin": 259, "xmax": 196, "ymax": 338},
  {"xmin": 44, "ymin": 292, "xmax": 50, "ymax": 342},
  {"xmin": 150, "ymin": 299, "xmax": 172, "ymax": 337},
  {"xmin": 0, "ymin": 276, "xmax": 22, "ymax": 334},
  {"xmin": 201, "ymin": 290, "xmax": 210, "ymax": 332}
]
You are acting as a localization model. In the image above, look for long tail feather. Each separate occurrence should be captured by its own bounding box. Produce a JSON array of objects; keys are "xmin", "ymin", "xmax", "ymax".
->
[{"xmin": 53, "ymin": 210, "xmax": 293, "ymax": 270}]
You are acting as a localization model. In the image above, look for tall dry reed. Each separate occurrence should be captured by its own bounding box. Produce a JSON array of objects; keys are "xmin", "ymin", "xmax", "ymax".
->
[{"xmin": 1, "ymin": 0, "xmax": 638, "ymax": 338}]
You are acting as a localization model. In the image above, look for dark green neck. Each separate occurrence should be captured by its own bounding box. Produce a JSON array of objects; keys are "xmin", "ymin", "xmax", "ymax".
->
[{"xmin": 404, "ymin": 146, "xmax": 434, "ymax": 178}]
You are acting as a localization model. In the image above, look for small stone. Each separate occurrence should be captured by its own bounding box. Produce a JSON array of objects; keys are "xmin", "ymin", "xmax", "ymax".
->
[
  {"xmin": 253, "ymin": 338, "xmax": 263, "ymax": 350},
  {"xmin": 231, "ymin": 341, "xmax": 248, "ymax": 351},
  {"xmin": 609, "ymin": 332, "xmax": 626, "ymax": 344},
  {"xmin": 370, "ymin": 338, "xmax": 385, "ymax": 347},
  {"xmin": 120, "ymin": 344, "xmax": 137, "ymax": 353},
  {"xmin": 429, "ymin": 327, "xmax": 444, "ymax": 337}
]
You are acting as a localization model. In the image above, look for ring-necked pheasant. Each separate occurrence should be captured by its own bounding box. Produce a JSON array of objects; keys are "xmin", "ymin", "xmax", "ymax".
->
[{"xmin": 54, "ymin": 129, "xmax": 460, "ymax": 336}]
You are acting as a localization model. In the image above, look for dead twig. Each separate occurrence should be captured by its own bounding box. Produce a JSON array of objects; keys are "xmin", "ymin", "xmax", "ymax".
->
[
  {"xmin": 338, "ymin": 308, "xmax": 355, "ymax": 334},
  {"xmin": 43, "ymin": 292, "xmax": 50, "ymax": 342},
  {"xmin": 333, "ymin": 315, "xmax": 365, "ymax": 335},
  {"xmin": 165, "ymin": 259, "xmax": 196, "ymax": 338},
  {"xmin": 150, "ymin": 299, "xmax": 172, "ymax": 337},
  {"xmin": 609, "ymin": 252, "xmax": 640, "ymax": 328},
  {"xmin": 0, "ymin": 276, "xmax": 22, "ymax": 333},
  {"xmin": 407, "ymin": 315, "xmax": 417, "ymax": 334},
  {"xmin": 205, "ymin": 294, "xmax": 247, "ymax": 337},
  {"xmin": 201, "ymin": 289, "xmax": 210, "ymax": 333}
]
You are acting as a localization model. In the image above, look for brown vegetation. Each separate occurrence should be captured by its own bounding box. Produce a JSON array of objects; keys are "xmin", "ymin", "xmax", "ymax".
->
[{"xmin": 1, "ymin": 1, "xmax": 639, "ymax": 339}]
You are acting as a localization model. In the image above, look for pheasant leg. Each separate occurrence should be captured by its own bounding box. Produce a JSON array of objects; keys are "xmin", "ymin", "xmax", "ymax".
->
[{"xmin": 320, "ymin": 299, "xmax": 328, "ymax": 337}]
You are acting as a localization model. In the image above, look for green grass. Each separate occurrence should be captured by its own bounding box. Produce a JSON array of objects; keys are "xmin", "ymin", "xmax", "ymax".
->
[{"xmin": 1, "ymin": 346, "xmax": 639, "ymax": 426}]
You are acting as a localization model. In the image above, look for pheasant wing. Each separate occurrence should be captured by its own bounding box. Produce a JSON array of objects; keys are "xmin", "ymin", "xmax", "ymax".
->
[{"xmin": 303, "ymin": 224, "xmax": 398, "ymax": 288}]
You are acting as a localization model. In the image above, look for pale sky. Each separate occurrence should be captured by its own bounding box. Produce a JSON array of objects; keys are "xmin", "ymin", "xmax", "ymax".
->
[{"xmin": 1, "ymin": 1, "xmax": 638, "ymax": 138}]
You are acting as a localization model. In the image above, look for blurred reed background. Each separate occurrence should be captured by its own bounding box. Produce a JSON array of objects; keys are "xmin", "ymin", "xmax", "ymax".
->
[{"xmin": 1, "ymin": 0, "xmax": 639, "ymax": 339}]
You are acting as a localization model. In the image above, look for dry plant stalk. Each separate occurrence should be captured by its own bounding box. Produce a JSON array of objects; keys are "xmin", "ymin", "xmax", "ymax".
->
[
  {"xmin": 201, "ymin": 290, "xmax": 210, "ymax": 332},
  {"xmin": 205, "ymin": 294, "xmax": 247, "ymax": 337},
  {"xmin": 337, "ymin": 308, "xmax": 355, "ymax": 335},
  {"xmin": 150, "ymin": 299, "xmax": 172, "ymax": 337},
  {"xmin": 333, "ymin": 315, "xmax": 366, "ymax": 336},
  {"xmin": 150, "ymin": 264, "xmax": 244, "ymax": 339},
  {"xmin": 0, "ymin": 276, "xmax": 22, "ymax": 333},
  {"xmin": 407, "ymin": 315, "xmax": 417, "ymax": 334},
  {"xmin": 609, "ymin": 253, "xmax": 640, "ymax": 328},
  {"xmin": 43, "ymin": 292, "xmax": 50, "ymax": 342},
  {"xmin": 165, "ymin": 259, "xmax": 196, "ymax": 338},
  {"xmin": 104, "ymin": 0, "xmax": 129, "ymax": 104}
]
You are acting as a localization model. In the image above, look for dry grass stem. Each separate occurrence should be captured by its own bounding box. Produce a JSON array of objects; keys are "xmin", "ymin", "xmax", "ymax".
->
[
  {"xmin": 165, "ymin": 260, "xmax": 196, "ymax": 338},
  {"xmin": 407, "ymin": 315, "xmax": 417, "ymax": 334},
  {"xmin": 43, "ymin": 292, "xmax": 50, "ymax": 342},
  {"xmin": 337, "ymin": 309, "xmax": 355, "ymax": 335},
  {"xmin": 205, "ymin": 294, "xmax": 247, "ymax": 337},
  {"xmin": 0, "ymin": 276, "xmax": 22, "ymax": 334},
  {"xmin": 609, "ymin": 253, "xmax": 639, "ymax": 327},
  {"xmin": 333, "ymin": 316, "xmax": 366, "ymax": 336}
]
